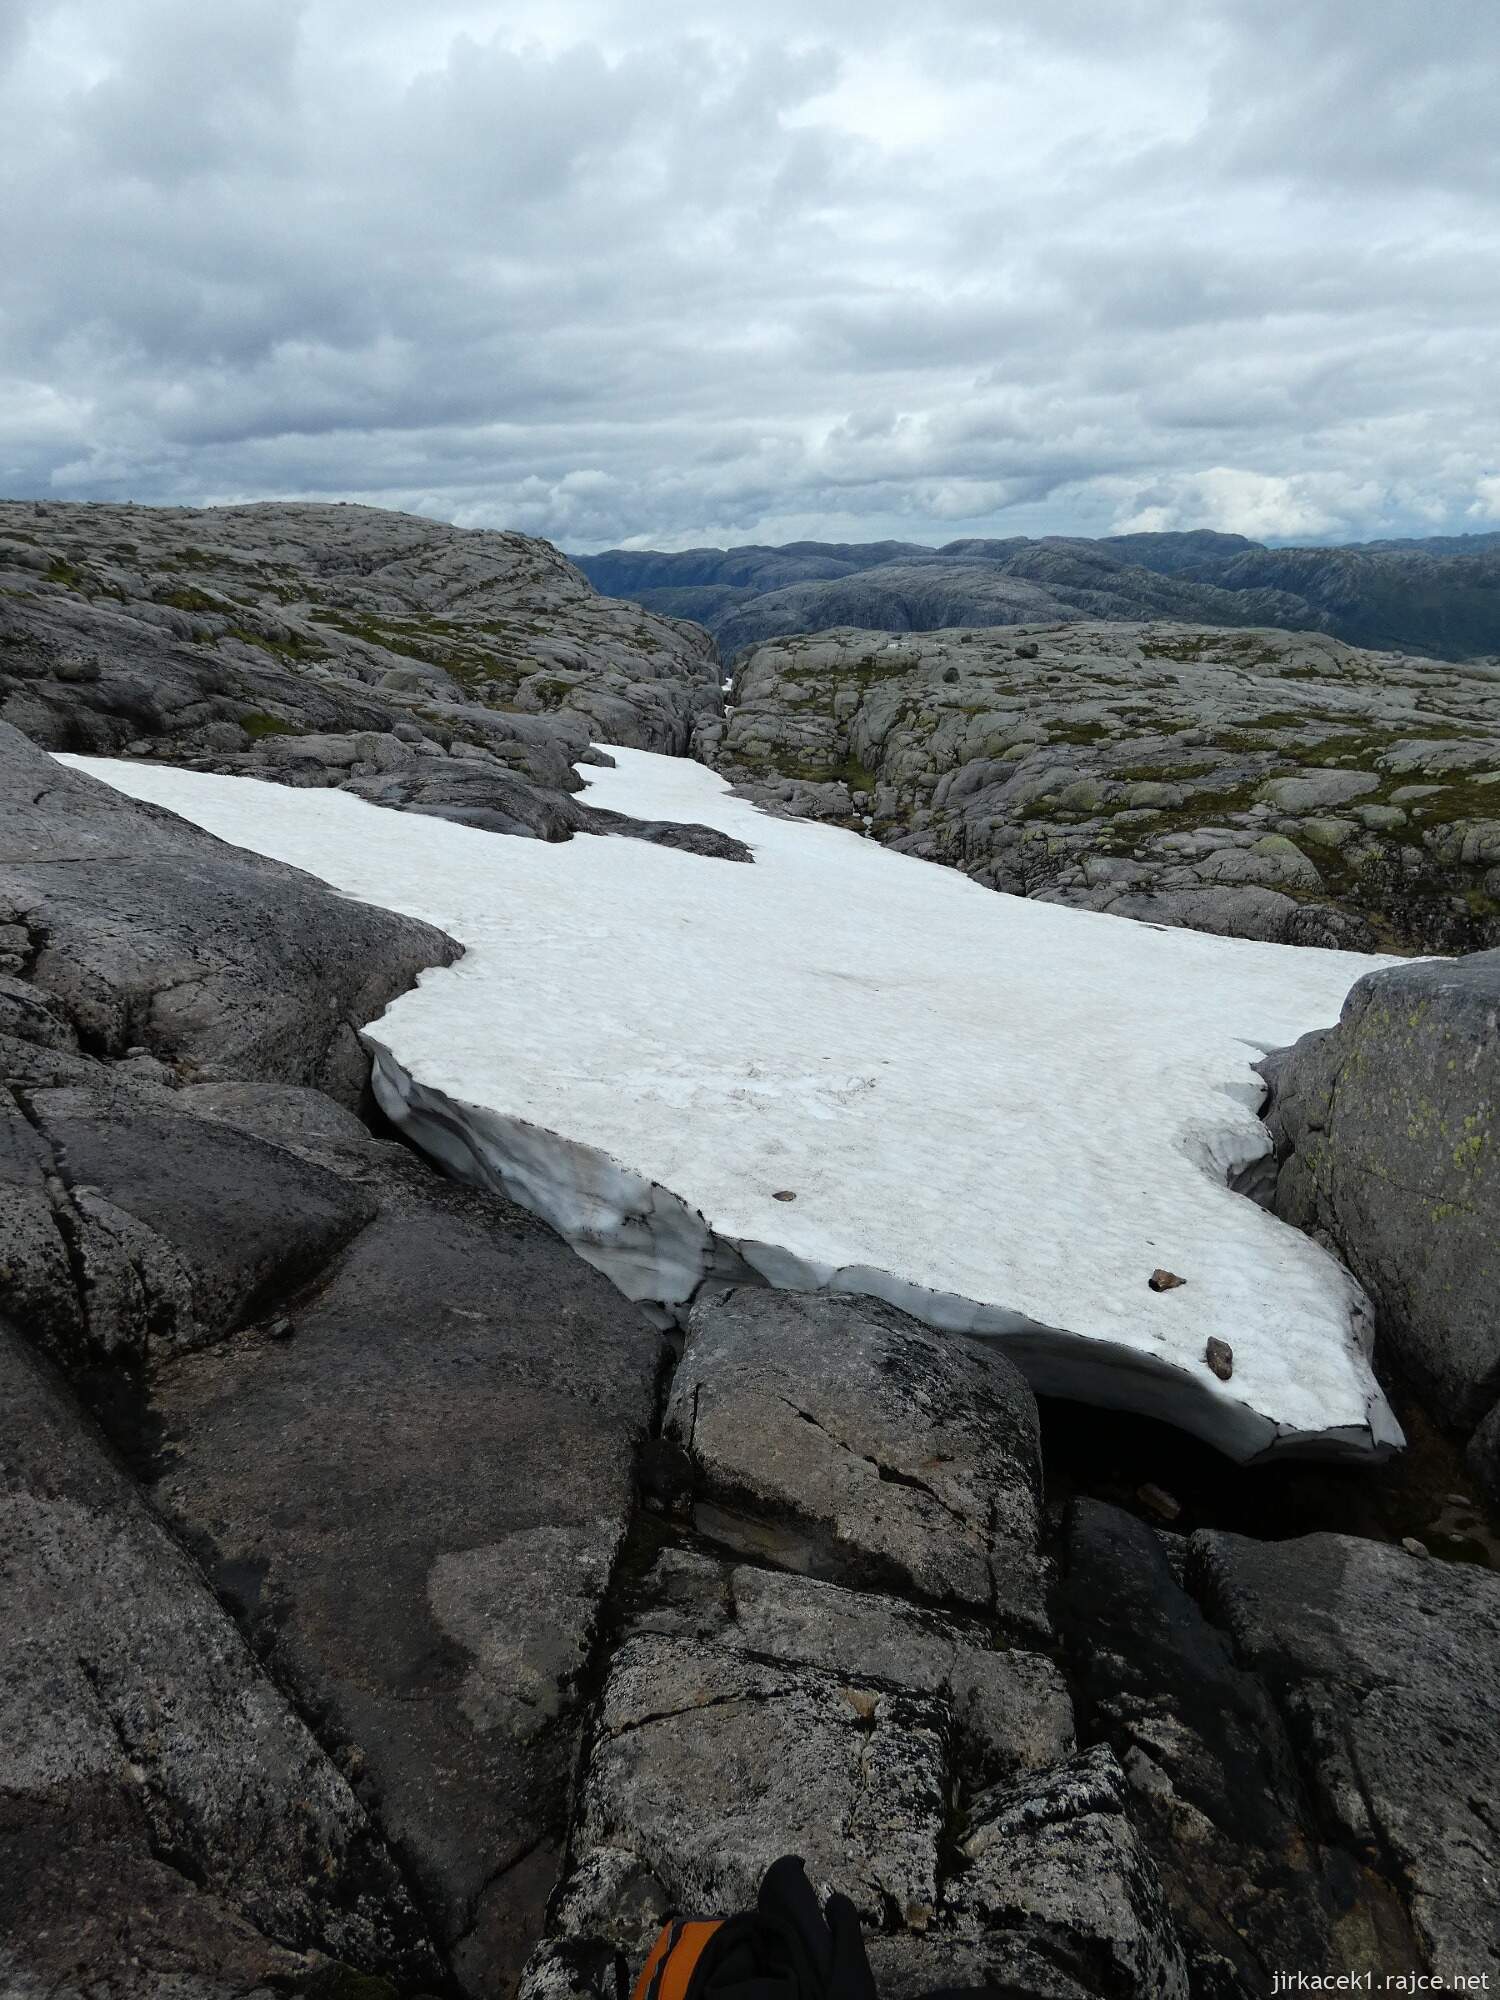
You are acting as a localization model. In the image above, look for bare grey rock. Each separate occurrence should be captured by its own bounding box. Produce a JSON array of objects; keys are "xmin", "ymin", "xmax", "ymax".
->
[
  {"xmin": 146, "ymin": 1138, "xmax": 662, "ymax": 1998},
  {"xmin": 0, "ymin": 1320, "xmax": 438, "ymax": 1998},
  {"xmin": 0, "ymin": 724, "xmax": 666, "ymax": 1996},
  {"xmin": 0, "ymin": 720, "xmax": 460, "ymax": 1100},
  {"xmin": 174, "ymin": 1078, "xmax": 374, "ymax": 1148},
  {"xmin": 1263, "ymin": 952, "xmax": 1500, "ymax": 1452},
  {"xmin": 864, "ymin": 1930, "xmax": 1102, "ymax": 2000},
  {"xmin": 1470, "ymin": 1398, "xmax": 1500, "ymax": 1507},
  {"xmin": 1258, "ymin": 770, "xmax": 1381, "ymax": 812},
  {"xmin": 534, "ymin": 1533, "xmax": 1085, "ymax": 1996},
  {"xmin": 0, "ymin": 499, "xmax": 732, "ymax": 859},
  {"xmin": 1, "ymin": 1104, "xmax": 652, "ymax": 2000},
  {"xmin": 557, "ymin": 1632, "xmax": 948, "ymax": 1953},
  {"xmin": 517, "ymin": 1936, "xmax": 627, "ymax": 2000},
  {"xmin": 947, "ymin": 1745, "xmax": 1190, "ymax": 2000},
  {"xmin": 513, "ymin": 1325, "xmax": 1297, "ymax": 2000},
  {"xmin": 6, "ymin": 1083, "xmax": 375, "ymax": 1383},
  {"xmin": 666, "ymin": 1286, "xmax": 1047, "ymax": 1634},
  {"xmin": 1192, "ymin": 1529, "xmax": 1500, "ymax": 1983},
  {"xmin": 703, "ymin": 624, "xmax": 1500, "ymax": 952},
  {"xmin": 1, "ymin": 499, "xmax": 719, "ymax": 755},
  {"xmin": 632, "ymin": 1549, "xmax": 1073, "ymax": 1791}
]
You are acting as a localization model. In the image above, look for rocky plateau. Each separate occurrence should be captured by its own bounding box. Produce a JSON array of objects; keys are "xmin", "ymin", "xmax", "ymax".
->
[
  {"xmin": 698, "ymin": 622, "xmax": 1500, "ymax": 953},
  {"xmin": 2, "ymin": 501, "xmax": 1498, "ymax": 2000},
  {"xmin": 0, "ymin": 499, "xmax": 729, "ymax": 852}
]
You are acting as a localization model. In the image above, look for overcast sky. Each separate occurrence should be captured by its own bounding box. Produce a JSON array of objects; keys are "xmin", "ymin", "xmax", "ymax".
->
[{"xmin": 2, "ymin": 1, "xmax": 1497, "ymax": 551}]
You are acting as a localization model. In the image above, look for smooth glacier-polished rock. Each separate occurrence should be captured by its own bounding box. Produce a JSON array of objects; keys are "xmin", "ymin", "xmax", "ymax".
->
[
  {"xmin": 64, "ymin": 745, "xmax": 1405, "ymax": 1462},
  {"xmin": 666, "ymin": 1287, "xmax": 1048, "ymax": 1634}
]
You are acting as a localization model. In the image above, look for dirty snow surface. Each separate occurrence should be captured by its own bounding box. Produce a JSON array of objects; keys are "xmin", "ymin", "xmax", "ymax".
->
[{"xmin": 65, "ymin": 748, "xmax": 1405, "ymax": 1463}]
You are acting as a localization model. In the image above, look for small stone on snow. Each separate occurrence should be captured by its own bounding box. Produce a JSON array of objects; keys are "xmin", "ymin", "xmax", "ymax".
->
[{"xmin": 1205, "ymin": 1337, "xmax": 1234, "ymax": 1380}]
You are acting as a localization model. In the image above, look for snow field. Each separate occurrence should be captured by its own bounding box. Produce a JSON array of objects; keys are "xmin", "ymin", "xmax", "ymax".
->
[{"xmin": 65, "ymin": 748, "xmax": 1405, "ymax": 1461}]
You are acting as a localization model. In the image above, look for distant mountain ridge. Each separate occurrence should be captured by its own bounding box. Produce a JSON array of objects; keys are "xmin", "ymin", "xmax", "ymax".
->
[{"xmin": 573, "ymin": 529, "xmax": 1500, "ymax": 661}]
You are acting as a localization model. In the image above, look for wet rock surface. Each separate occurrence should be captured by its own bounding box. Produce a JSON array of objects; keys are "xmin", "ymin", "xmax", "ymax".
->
[
  {"xmin": 1264, "ymin": 952, "xmax": 1500, "ymax": 1496},
  {"xmin": 1, "ymin": 499, "xmax": 735, "ymax": 858},
  {"xmin": 1193, "ymin": 1530, "xmax": 1500, "ymax": 1985},
  {"xmin": 699, "ymin": 623, "xmax": 1500, "ymax": 951},
  {"xmin": 0, "ymin": 1318, "xmax": 440, "ymax": 1999}
]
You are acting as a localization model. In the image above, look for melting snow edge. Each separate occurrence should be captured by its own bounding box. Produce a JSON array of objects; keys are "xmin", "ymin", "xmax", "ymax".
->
[{"xmin": 368, "ymin": 1039, "xmax": 1401, "ymax": 1465}]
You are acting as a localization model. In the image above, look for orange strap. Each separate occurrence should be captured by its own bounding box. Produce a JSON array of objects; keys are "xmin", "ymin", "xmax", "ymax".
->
[{"xmin": 631, "ymin": 1920, "xmax": 725, "ymax": 2000}]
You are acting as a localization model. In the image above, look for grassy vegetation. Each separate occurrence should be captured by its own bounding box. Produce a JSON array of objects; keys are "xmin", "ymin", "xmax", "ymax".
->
[
  {"xmin": 1403, "ymin": 772, "xmax": 1500, "ymax": 830},
  {"xmin": 834, "ymin": 751, "xmax": 876, "ymax": 793},
  {"xmin": 305, "ymin": 607, "xmax": 542, "ymax": 710},
  {"xmin": 1110, "ymin": 759, "xmax": 1223, "ymax": 782},
  {"xmin": 158, "ymin": 586, "xmax": 225, "ymax": 613},
  {"xmin": 224, "ymin": 626, "xmax": 331, "ymax": 664},
  {"xmin": 1045, "ymin": 718, "xmax": 1115, "ymax": 745},
  {"xmin": 1137, "ymin": 630, "xmax": 1320, "ymax": 671}
]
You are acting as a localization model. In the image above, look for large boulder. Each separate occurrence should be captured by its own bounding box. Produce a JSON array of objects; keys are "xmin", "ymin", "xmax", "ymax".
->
[
  {"xmin": 1193, "ymin": 1530, "xmax": 1500, "ymax": 1984},
  {"xmin": 0, "ymin": 1321, "xmax": 439, "ymax": 1998},
  {"xmin": 1263, "ymin": 952, "xmax": 1500, "ymax": 1477},
  {"xmin": 664, "ymin": 1287, "xmax": 1048, "ymax": 1636}
]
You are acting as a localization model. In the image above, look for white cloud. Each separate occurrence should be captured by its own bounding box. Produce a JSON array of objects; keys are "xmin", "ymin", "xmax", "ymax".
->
[
  {"xmin": 1113, "ymin": 469, "xmax": 1366, "ymax": 542},
  {"xmin": 0, "ymin": 0, "xmax": 1496, "ymax": 548}
]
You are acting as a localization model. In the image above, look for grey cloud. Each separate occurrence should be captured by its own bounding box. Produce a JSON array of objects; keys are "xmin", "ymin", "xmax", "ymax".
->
[
  {"xmin": 1199, "ymin": 2, "xmax": 1500, "ymax": 193},
  {"xmin": 0, "ymin": 0, "xmax": 1495, "ymax": 549}
]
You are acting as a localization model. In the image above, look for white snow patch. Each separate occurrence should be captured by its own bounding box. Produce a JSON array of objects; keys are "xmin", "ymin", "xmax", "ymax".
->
[{"xmin": 62, "ymin": 748, "xmax": 1407, "ymax": 1464}]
